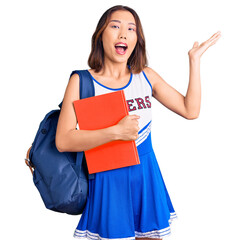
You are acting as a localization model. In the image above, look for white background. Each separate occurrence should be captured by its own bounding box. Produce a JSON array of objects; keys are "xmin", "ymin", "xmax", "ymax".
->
[{"xmin": 1, "ymin": 0, "xmax": 245, "ymax": 239}]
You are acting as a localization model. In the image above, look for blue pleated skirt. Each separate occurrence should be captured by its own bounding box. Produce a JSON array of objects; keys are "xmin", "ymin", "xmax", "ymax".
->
[{"xmin": 73, "ymin": 133, "xmax": 177, "ymax": 239}]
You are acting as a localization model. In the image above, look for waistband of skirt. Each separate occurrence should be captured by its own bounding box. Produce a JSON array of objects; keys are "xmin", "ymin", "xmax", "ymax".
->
[{"xmin": 136, "ymin": 132, "xmax": 154, "ymax": 156}]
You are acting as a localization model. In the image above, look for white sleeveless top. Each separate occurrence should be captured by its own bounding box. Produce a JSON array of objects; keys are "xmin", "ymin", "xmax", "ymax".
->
[{"xmin": 87, "ymin": 70, "xmax": 153, "ymax": 147}]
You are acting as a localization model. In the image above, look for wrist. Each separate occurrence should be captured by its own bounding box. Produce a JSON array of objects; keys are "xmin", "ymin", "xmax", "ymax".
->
[
  {"xmin": 108, "ymin": 124, "xmax": 121, "ymax": 141},
  {"xmin": 189, "ymin": 55, "xmax": 200, "ymax": 63}
]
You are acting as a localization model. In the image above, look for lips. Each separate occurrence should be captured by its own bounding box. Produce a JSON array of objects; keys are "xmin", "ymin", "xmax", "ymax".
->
[{"xmin": 115, "ymin": 42, "xmax": 128, "ymax": 55}]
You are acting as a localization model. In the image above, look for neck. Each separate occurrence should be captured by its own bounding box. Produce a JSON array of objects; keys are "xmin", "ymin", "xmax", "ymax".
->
[{"xmin": 99, "ymin": 59, "xmax": 130, "ymax": 80}]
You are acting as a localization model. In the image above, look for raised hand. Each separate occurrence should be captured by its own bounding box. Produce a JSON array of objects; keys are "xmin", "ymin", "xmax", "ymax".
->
[{"xmin": 188, "ymin": 31, "xmax": 222, "ymax": 60}]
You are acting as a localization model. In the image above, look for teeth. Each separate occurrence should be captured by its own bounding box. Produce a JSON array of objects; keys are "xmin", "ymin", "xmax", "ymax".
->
[{"xmin": 115, "ymin": 44, "xmax": 127, "ymax": 47}]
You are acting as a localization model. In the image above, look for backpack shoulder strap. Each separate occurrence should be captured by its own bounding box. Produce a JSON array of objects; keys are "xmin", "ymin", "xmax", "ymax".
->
[
  {"xmin": 58, "ymin": 69, "xmax": 95, "ymax": 108},
  {"xmin": 68, "ymin": 70, "xmax": 96, "ymax": 180},
  {"xmin": 70, "ymin": 70, "xmax": 95, "ymax": 99}
]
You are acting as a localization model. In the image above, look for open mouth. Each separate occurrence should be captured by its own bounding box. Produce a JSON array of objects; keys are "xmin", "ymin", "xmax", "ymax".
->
[{"xmin": 115, "ymin": 45, "xmax": 128, "ymax": 55}]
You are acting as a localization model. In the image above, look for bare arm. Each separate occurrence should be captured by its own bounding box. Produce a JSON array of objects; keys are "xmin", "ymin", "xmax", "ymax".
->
[
  {"xmin": 143, "ymin": 32, "xmax": 221, "ymax": 120},
  {"xmin": 145, "ymin": 64, "xmax": 200, "ymax": 119},
  {"xmin": 143, "ymin": 67, "xmax": 191, "ymax": 119},
  {"xmin": 184, "ymin": 57, "xmax": 201, "ymax": 119},
  {"xmin": 55, "ymin": 73, "xmax": 119, "ymax": 152},
  {"xmin": 55, "ymin": 73, "xmax": 140, "ymax": 152}
]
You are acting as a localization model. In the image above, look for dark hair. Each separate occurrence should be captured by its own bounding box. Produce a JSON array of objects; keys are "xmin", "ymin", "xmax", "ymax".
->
[{"xmin": 88, "ymin": 5, "xmax": 148, "ymax": 74}]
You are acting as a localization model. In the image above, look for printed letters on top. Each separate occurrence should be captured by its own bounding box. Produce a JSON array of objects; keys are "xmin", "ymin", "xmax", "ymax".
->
[{"xmin": 126, "ymin": 95, "xmax": 151, "ymax": 112}]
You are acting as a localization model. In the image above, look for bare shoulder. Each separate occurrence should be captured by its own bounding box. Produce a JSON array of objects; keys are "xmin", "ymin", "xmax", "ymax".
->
[
  {"xmin": 70, "ymin": 72, "xmax": 80, "ymax": 82},
  {"xmin": 142, "ymin": 66, "xmax": 190, "ymax": 119},
  {"xmin": 88, "ymin": 68, "xmax": 96, "ymax": 77},
  {"xmin": 143, "ymin": 66, "xmax": 156, "ymax": 79},
  {"xmin": 142, "ymin": 66, "xmax": 163, "ymax": 95},
  {"xmin": 62, "ymin": 72, "xmax": 80, "ymax": 105}
]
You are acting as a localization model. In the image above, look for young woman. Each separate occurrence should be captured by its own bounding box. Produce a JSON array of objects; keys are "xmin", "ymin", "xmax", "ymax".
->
[{"xmin": 55, "ymin": 5, "xmax": 221, "ymax": 240}]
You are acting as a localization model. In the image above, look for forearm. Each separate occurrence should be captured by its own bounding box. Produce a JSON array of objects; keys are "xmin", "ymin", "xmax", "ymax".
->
[
  {"xmin": 56, "ymin": 125, "xmax": 120, "ymax": 152},
  {"xmin": 184, "ymin": 57, "xmax": 201, "ymax": 119}
]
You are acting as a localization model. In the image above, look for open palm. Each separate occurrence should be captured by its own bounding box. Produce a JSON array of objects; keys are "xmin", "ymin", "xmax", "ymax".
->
[{"xmin": 188, "ymin": 31, "xmax": 221, "ymax": 60}]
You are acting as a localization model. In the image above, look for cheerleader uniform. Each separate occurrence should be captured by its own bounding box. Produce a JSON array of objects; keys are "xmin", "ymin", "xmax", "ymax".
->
[{"xmin": 73, "ymin": 68, "xmax": 178, "ymax": 240}]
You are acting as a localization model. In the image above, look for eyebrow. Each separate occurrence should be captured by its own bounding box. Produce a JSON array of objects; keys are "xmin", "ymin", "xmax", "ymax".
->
[{"xmin": 109, "ymin": 20, "xmax": 136, "ymax": 26}]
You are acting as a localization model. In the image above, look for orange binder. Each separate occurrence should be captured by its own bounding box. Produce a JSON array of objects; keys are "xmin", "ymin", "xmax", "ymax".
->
[{"xmin": 73, "ymin": 90, "xmax": 140, "ymax": 174}]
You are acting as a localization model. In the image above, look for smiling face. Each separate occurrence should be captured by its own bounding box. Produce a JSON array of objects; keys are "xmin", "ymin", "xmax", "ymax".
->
[{"xmin": 101, "ymin": 10, "xmax": 138, "ymax": 64}]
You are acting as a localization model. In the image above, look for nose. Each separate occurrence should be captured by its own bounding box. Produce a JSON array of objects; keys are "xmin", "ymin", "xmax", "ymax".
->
[{"xmin": 119, "ymin": 27, "xmax": 127, "ymax": 40}]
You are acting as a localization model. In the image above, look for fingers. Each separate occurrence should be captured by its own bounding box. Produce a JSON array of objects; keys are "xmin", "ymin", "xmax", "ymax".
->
[
  {"xmin": 131, "ymin": 115, "xmax": 140, "ymax": 126},
  {"xmin": 210, "ymin": 31, "xmax": 221, "ymax": 40},
  {"xmin": 131, "ymin": 114, "xmax": 140, "ymax": 119},
  {"xmin": 193, "ymin": 41, "xmax": 199, "ymax": 48},
  {"xmin": 210, "ymin": 37, "xmax": 220, "ymax": 46},
  {"xmin": 208, "ymin": 31, "xmax": 221, "ymax": 43},
  {"xmin": 201, "ymin": 31, "xmax": 221, "ymax": 50}
]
